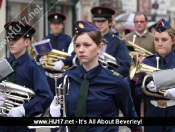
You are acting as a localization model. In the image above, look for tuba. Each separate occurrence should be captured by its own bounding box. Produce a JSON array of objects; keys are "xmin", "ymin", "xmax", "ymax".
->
[
  {"xmin": 54, "ymin": 74, "xmax": 70, "ymax": 132},
  {"xmin": 41, "ymin": 49, "xmax": 71, "ymax": 72},
  {"xmin": 0, "ymin": 81, "xmax": 35, "ymax": 116}
]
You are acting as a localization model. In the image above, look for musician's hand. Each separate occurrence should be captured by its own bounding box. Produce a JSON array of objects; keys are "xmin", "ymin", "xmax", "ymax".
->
[
  {"xmin": 54, "ymin": 60, "xmax": 64, "ymax": 71},
  {"xmin": 39, "ymin": 56, "xmax": 44, "ymax": 65},
  {"xmin": 147, "ymin": 81, "xmax": 156, "ymax": 92},
  {"xmin": 164, "ymin": 88, "xmax": 175, "ymax": 99},
  {"xmin": 7, "ymin": 105, "xmax": 25, "ymax": 117},
  {"xmin": 138, "ymin": 56, "xmax": 146, "ymax": 63},
  {"xmin": 0, "ymin": 93, "xmax": 6, "ymax": 106},
  {"xmin": 50, "ymin": 96, "xmax": 61, "ymax": 117}
]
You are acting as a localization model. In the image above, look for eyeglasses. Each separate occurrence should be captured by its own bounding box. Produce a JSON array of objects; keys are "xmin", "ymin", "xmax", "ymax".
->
[{"xmin": 134, "ymin": 21, "xmax": 146, "ymax": 24}]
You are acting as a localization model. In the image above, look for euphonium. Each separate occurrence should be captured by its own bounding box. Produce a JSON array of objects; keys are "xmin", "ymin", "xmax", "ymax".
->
[
  {"xmin": 72, "ymin": 53, "xmax": 119, "ymax": 70},
  {"xmin": 99, "ymin": 53, "xmax": 119, "ymax": 69},
  {"xmin": 54, "ymin": 75, "xmax": 70, "ymax": 132},
  {"xmin": 42, "ymin": 49, "xmax": 71, "ymax": 72},
  {"xmin": 0, "ymin": 81, "xmax": 35, "ymax": 116}
]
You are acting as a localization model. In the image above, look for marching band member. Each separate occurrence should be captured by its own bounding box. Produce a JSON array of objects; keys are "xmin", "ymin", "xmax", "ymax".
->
[
  {"xmin": 135, "ymin": 18, "xmax": 175, "ymax": 132},
  {"xmin": 38, "ymin": 12, "xmax": 73, "ymax": 95},
  {"xmin": 0, "ymin": 21, "xmax": 53, "ymax": 132},
  {"xmin": 90, "ymin": 6, "xmax": 131, "ymax": 77},
  {"xmin": 50, "ymin": 20, "xmax": 141, "ymax": 132}
]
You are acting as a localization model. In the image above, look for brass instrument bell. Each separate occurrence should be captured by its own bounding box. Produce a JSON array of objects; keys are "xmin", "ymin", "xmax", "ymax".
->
[{"xmin": 42, "ymin": 49, "xmax": 71, "ymax": 72}]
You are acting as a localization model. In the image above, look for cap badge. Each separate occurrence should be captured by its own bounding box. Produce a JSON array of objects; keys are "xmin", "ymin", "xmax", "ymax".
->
[
  {"xmin": 98, "ymin": 9, "xmax": 101, "ymax": 14},
  {"xmin": 79, "ymin": 23, "xmax": 84, "ymax": 29},
  {"xmin": 54, "ymin": 15, "xmax": 58, "ymax": 19},
  {"xmin": 162, "ymin": 22, "xmax": 164, "ymax": 26},
  {"xmin": 8, "ymin": 25, "xmax": 12, "ymax": 30},
  {"xmin": 157, "ymin": 21, "xmax": 165, "ymax": 28}
]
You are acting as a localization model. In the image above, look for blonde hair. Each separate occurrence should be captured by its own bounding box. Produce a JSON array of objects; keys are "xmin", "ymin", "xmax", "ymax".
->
[{"xmin": 166, "ymin": 28, "xmax": 175, "ymax": 42}]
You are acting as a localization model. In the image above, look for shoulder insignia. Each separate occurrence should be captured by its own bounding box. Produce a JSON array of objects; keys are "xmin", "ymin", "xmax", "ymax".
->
[
  {"xmin": 66, "ymin": 65, "xmax": 76, "ymax": 71},
  {"xmin": 35, "ymin": 61, "xmax": 41, "ymax": 66},
  {"xmin": 112, "ymin": 71, "xmax": 120, "ymax": 76},
  {"xmin": 107, "ymin": 69, "xmax": 121, "ymax": 79},
  {"xmin": 33, "ymin": 59, "xmax": 41, "ymax": 66}
]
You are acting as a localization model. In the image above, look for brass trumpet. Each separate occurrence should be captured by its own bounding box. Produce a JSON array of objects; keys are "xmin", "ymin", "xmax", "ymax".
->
[{"xmin": 41, "ymin": 49, "xmax": 71, "ymax": 72}]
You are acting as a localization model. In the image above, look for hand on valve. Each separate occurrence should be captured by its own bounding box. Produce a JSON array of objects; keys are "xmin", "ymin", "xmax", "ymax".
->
[{"xmin": 50, "ymin": 96, "xmax": 61, "ymax": 117}]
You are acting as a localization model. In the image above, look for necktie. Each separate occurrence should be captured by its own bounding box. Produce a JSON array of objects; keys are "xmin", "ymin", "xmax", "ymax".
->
[
  {"xmin": 159, "ymin": 58, "xmax": 165, "ymax": 69},
  {"xmin": 74, "ymin": 73, "xmax": 89, "ymax": 132},
  {"xmin": 52, "ymin": 35, "xmax": 58, "ymax": 49},
  {"xmin": 8, "ymin": 60, "xmax": 18, "ymax": 82}
]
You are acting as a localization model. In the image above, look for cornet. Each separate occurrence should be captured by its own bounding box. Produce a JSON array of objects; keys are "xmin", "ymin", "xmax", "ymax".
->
[{"xmin": 54, "ymin": 75, "xmax": 70, "ymax": 132}]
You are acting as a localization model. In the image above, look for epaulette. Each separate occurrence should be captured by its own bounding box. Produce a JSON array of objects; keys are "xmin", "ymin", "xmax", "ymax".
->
[
  {"xmin": 108, "ymin": 70, "xmax": 120, "ymax": 78},
  {"xmin": 66, "ymin": 65, "xmax": 76, "ymax": 71},
  {"xmin": 33, "ymin": 59, "xmax": 41, "ymax": 66}
]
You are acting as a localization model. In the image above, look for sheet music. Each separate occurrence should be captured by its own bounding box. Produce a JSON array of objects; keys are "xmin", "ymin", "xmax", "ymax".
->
[
  {"xmin": 32, "ymin": 39, "xmax": 52, "ymax": 55},
  {"xmin": 0, "ymin": 58, "xmax": 14, "ymax": 81},
  {"xmin": 153, "ymin": 68, "xmax": 175, "ymax": 91}
]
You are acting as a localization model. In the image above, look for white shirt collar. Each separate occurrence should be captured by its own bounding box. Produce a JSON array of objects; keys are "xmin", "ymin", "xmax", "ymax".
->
[{"xmin": 135, "ymin": 29, "xmax": 147, "ymax": 37}]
